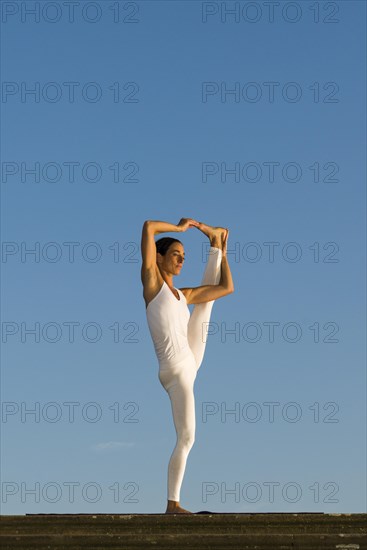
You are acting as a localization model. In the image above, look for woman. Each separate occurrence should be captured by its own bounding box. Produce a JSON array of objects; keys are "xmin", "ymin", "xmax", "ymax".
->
[{"xmin": 141, "ymin": 218, "xmax": 234, "ymax": 513}]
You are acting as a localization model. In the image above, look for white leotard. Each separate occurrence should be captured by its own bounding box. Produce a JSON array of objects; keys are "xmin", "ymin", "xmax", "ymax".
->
[
  {"xmin": 144, "ymin": 247, "xmax": 223, "ymax": 502},
  {"xmin": 146, "ymin": 280, "xmax": 192, "ymax": 369}
]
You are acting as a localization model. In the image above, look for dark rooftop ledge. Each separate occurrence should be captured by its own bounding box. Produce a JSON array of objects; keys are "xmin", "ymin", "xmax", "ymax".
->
[{"xmin": 1, "ymin": 513, "xmax": 366, "ymax": 550}]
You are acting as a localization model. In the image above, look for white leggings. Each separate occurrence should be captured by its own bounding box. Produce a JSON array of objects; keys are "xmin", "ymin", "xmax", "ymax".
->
[{"xmin": 158, "ymin": 246, "xmax": 223, "ymax": 502}]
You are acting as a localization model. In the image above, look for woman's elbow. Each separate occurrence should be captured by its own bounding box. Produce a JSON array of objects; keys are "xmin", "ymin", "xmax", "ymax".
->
[
  {"xmin": 219, "ymin": 286, "xmax": 234, "ymax": 296},
  {"xmin": 219, "ymin": 284, "xmax": 234, "ymax": 296}
]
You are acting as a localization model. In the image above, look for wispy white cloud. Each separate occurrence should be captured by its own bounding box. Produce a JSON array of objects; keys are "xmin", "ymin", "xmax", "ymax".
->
[{"xmin": 91, "ymin": 441, "xmax": 135, "ymax": 452}]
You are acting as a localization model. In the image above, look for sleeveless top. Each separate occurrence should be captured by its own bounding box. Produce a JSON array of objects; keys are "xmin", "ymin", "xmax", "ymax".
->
[{"xmin": 146, "ymin": 280, "xmax": 191, "ymax": 368}]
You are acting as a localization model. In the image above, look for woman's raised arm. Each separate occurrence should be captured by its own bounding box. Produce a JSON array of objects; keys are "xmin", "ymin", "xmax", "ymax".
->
[
  {"xmin": 141, "ymin": 218, "xmax": 198, "ymax": 275},
  {"xmin": 147, "ymin": 218, "xmax": 199, "ymax": 236}
]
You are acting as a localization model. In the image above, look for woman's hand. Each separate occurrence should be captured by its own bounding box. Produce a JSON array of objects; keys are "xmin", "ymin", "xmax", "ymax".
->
[{"xmin": 177, "ymin": 218, "xmax": 200, "ymax": 232}]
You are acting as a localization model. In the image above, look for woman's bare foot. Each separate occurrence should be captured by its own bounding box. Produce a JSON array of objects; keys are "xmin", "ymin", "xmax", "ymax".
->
[
  {"xmin": 165, "ymin": 500, "xmax": 193, "ymax": 514},
  {"xmin": 196, "ymin": 222, "xmax": 227, "ymax": 249}
]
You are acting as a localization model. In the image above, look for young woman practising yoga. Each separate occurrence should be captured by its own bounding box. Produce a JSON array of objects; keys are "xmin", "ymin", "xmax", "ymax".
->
[{"xmin": 141, "ymin": 218, "xmax": 234, "ymax": 514}]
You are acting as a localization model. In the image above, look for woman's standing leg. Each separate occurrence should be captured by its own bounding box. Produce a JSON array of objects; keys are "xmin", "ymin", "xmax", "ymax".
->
[
  {"xmin": 159, "ymin": 363, "xmax": 197, "ymax": 508},
  {"xmin": 187, "ymin": 245, "xmax": 222, "ymax": 370}
]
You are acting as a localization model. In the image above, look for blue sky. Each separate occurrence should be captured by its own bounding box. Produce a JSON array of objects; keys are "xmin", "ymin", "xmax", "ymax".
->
[{"xmin": 1, "ymin": 0, "xmax": 366, "ymax": 514}]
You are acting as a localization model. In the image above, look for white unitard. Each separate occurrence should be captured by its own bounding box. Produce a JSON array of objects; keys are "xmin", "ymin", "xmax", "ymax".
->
[{"xmin": 146, "ymin": 246, "xmax": 222, "ymax": 502}]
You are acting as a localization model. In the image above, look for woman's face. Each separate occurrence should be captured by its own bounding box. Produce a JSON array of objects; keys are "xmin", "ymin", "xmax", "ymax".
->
[{"xmin": 158, "ymin": 243, "xmax": 185, "ymax": 275}]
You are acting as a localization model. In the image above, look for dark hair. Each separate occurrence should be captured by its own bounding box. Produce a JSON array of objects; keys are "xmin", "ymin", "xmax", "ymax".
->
[{"xmin": 155, "ymin": 237, "xmax": 183, "ymax": 256}]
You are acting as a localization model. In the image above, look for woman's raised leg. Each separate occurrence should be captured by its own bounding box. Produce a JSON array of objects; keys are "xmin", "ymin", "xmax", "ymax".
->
[{"xmin": 187, "ymin": 245, "xmax": 223, "ymax": 370}]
